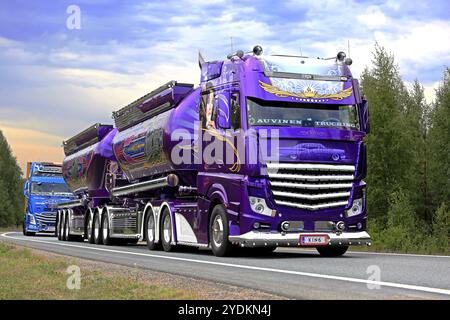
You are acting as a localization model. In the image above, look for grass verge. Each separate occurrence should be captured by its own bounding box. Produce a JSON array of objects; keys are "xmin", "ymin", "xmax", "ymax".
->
[{"xmin": 0, "ymin": 243, "xmax": 196, "ymax": 300}]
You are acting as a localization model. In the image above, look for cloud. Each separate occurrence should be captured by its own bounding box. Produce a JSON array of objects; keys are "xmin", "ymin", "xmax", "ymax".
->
[
  {"xmin": 0, "ymin": 0, "xmax": 449, "ymax": 171},
  {"xmin": 0, "ymin": 125, "xmax": 65, "ymax": 173}
]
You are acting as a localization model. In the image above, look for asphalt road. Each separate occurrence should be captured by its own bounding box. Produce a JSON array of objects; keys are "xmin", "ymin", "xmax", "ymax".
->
[{"xmin": 1, "ymin": 231, "xmax": 450, "ymax": 299}]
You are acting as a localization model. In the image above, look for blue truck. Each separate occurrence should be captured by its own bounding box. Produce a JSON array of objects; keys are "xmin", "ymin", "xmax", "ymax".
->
[{"xmin": 23, "ymin": 162, "xmax": 74, "ymax": 236}]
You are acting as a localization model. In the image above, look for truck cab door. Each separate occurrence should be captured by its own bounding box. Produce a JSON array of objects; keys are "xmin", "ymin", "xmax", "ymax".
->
[{"xmin": 200, "ymin": 87, "xmax": 242, "ymax": 173}]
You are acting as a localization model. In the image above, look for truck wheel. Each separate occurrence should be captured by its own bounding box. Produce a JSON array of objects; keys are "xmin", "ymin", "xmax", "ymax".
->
[
  {"xmin": 22, "ymin": 221, "xmax": 35, "ymax": 237},
  {"xmin": 93, "ymin": 212, "xmax": 103, "ymax": 245},
  {"xmin": 209, "ymin": 204, "xmax": 235, "ymax": 257},
  {"xmin": 160, "ymin": 209, "xmax": 174, "ymax": 252},
  {"xmin": 57, "ymin": 212, "xmax": 63, "ymax": 240},
  {"xmin": 101, "ymin": 212, "xmax": 112, "ymax": 245},
  {"xmin": 316, "ymin": 246, "xmax": 349, "ymax": 257},
  {"xmin": 64, "ymin": 211, "xmax": 71, "ymax": 241},
  {"xmin": 86, "ymin": 212, "xmax": 95, "ymax": 244},
  {"xmin": 145, "ymin": 213, "xmax": 160, "ymax": 250},
  {"xmin": 61, "ymin": 213, "xmax": 67, "ymax": 241}
]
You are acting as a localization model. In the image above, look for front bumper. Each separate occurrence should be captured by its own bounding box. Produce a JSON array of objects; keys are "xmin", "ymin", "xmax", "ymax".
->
[{"xmin": 229, "ymin": 231, "xmax": 371, "ymax": 247}]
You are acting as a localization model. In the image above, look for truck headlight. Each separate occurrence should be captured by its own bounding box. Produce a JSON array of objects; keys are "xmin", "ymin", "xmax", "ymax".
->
[
  {"xmin": 28, "ymin": 214, "xmax": 37, "ymax": 225},
  {"xmin": 346, "ymin": 198, "xmax": 363, "ymax": 217},
  {"xmin": 249, "ymin": 197, "xmax": 274, "ymax": 216}
]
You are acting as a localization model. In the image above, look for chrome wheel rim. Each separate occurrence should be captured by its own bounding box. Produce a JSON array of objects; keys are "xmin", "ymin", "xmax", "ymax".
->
[
  {"xmin": 163, "ymin": 215, "xmax": 171, "ymax": 243},
  {"xmin": 57, "ymin": 212, "xmax": 61, "ymax": 237},
  {"xmin": 87, "ymin": 214, "xmax": 93, "ymax": 240},
  {"xmin": 94, "ymin": 215, "xmax": 99, "ymax": 239},
  {"xmin": 102, "ymin": 216, "xmax": 108, "ymax": 241},
  {"xmin": 212, "ymin": 215, "xmax": 224, "ymax": 247},
  {"xmin": 65, "ymin": 215, "xmax": 69, "ymax": 238},
  {"xmin": 147, "ymin": 215, "xmax": 155, "ymax": 243}
]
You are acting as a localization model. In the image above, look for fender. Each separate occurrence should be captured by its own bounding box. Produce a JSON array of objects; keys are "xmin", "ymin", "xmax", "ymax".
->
[{"xmin": 207, "ymin": 183, "xmax": 229, "ymax": 207}]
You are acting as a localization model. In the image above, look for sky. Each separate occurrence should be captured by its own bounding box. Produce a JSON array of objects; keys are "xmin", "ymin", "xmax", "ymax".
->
[{"xmin": 0, "ymin": 0, "xmax": 449, "ymax": 173}]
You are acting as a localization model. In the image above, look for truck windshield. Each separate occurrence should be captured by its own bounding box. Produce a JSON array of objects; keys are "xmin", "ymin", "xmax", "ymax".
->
[
  {"xmin": 247, "ymin": 98, "xmax": 360, "ymax": 130},
  {"xmin": 30, "ymin": 182, "xmax": 72, "ymax": 196}
]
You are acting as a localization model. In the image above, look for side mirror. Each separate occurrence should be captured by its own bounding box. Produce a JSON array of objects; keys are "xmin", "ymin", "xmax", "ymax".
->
[
  {"xmin": 361, "ymin": 99, "xmax": 370, "ymax": 134},
  {"xmin": 23, "ymin": 181, "xmax": 30, "ymax": 198},
  {"xmin": 216, "ymin": 92, "xmax": 231, "ymax": 129}
]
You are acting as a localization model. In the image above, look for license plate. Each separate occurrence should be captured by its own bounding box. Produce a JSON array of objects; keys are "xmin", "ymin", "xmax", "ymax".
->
[{"xmin": 300, "ymin": 234, "xmax": 329, "ymax": 246}]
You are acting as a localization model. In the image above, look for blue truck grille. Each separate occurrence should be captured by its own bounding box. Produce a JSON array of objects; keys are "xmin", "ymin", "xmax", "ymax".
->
[
  {"xmin": 35, "ymin": 212, "xmax": 57, "ymax": 226},
  {"xmin": 267, "ymin": 162, "xmax": 355, "ymax": 210}
]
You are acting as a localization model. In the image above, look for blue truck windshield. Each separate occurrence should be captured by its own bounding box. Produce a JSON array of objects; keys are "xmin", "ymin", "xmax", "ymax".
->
[
  {"xmin": 30, "ymin": 182, "xmax": 72, "ymax": 195},
  {"xmin": 247, "ymin": 98, "xmax": 360, "ymax": 130}
]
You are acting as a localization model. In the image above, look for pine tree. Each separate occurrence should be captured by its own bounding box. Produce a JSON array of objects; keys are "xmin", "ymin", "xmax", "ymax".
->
[
  {"xmin": 360, "ymin": 44, "xmax": 415, "ymax": 222},
  {"xmin": 427, "ymin": 68, "xmax": 450, "ymax": 210},
  {"xmin": 406, "ymin": 81, "xmax": 430, "ymax": 221},
  {"xmin": 0, "ymin": 130, "xmax": 23, "ymax": 227}
]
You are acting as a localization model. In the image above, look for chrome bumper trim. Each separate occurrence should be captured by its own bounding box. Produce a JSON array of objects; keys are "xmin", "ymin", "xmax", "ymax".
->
[{"xmin": 229, "ymin": 231, "xmax": 371, "ymax": 247}]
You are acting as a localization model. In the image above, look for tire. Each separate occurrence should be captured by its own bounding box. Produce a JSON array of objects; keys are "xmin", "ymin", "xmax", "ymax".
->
[
  {"xmin": 160, "ymin": 209, "xmax": 175, "ymax": 252},
  {"xmin": 93, "ymin": 212, "xmax": 103, "ymax": 245},
  {"xmin": 145, "ymin": 213, "xmax": 160, "ymax": 250},
  {"xmin": 57, "ymin": 212, "xmax": 63, "ymax": 241},
  {"xmin": 209, "ymin": 204, "xmax": 235, "ymax": 257},
  {"xmin": 23, "ymin": 221, "xmax": 35, "ymax": 237},
  {"xmin": 86, "ymin": 211, "xmax": 95, "ymax": 244},
  {"xmin": 316, "ymin": 246, "xmax": 349, "ymax": 257},
  {"xmin": 101, "ymin": 212, "xmax": 112, "ymax": 245},
  {"xmin": 61, "ymin": 212, "xmax": 68, "ymax": 241},
  {"xmin": 64, "ymin": 211, "xmax": 71, "ymax": 241}
]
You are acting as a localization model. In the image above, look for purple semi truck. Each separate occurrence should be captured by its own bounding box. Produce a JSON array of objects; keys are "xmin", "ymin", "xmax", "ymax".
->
[{"xmin": 56, "ymin": 46, "xmax": 371, "ymax": 257}]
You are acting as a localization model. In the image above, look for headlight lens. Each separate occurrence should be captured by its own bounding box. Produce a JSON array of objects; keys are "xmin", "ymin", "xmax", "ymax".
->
[
  {"xmin": 346, "ymin": 197, "xmax": 364, "ymax": 217},
  {"xmin": 28, "ymin": 214, "xmax": 36, "ymax": 225},
  {"xmin": 249, "ymin": 197, "xmax": 274, "ymax": 216}
]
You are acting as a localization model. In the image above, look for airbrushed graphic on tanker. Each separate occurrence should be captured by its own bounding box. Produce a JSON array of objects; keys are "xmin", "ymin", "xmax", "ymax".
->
[
  {"xmin": 55, "ymin": 46, "xmax": 372, "ymax": 257},
  {"xmin": 62, "ymin": 144, "xmax": 95, "ymax": 191}
]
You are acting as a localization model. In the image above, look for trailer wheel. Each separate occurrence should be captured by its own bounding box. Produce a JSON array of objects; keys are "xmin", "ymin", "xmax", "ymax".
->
[
  {"xmin": 145, "ymin": 213, "xmax": 160, "ymax": 250},
  {"xmin": 93, "ymin": 212, "xmax": 103, "ymax": 245},
  {"xmin": 209, "ymin": 204, "xmax": 235, "ymax": 257},
  {"xmin": 316, "ymin": 246, "xmax": 348, "ymax": 257},
  {"xmin": 160, "ymin": 209, "xmax": 174, "ymax": 252},
  {"xmin": 86, "ymin": 212, "xmax": 95, "ymax": 244},
  {"xmin": 101, "ymin": 212, "xmax": 112, "ymax": 245}
]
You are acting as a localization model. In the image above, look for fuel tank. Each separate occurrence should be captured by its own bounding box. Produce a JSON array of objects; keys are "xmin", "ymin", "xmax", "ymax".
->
[
  {"xmin": 62, "ymin": 124, "xmax": 116, "ymax": 194},
  {"xmin": 112, "ymin": 81, "xmax": 200, "ymax": 185}
]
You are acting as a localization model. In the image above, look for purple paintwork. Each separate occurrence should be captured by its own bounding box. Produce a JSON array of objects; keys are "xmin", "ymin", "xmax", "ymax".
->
[{"xmin": 60, "ymin": 51, "xmax": 369, "ymax": 249}]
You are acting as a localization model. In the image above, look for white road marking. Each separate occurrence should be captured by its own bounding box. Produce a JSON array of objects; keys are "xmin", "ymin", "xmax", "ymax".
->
[
  {"xmin": 278, "ymin": 247, "xmax": 450, "ymax": 259},
  {"xmin": 2, "ymin": 232, "xmax": 450, "ymax": 296}
]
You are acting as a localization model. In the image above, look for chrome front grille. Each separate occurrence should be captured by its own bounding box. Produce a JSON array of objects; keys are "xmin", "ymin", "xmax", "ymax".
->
[
  {"xmin": 35, "ymin": 212, "xmax": 56, "ymax": 225},
  {"xmin": 267, "ymin": 163, "xmax": 355, "ymax": 210}
]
